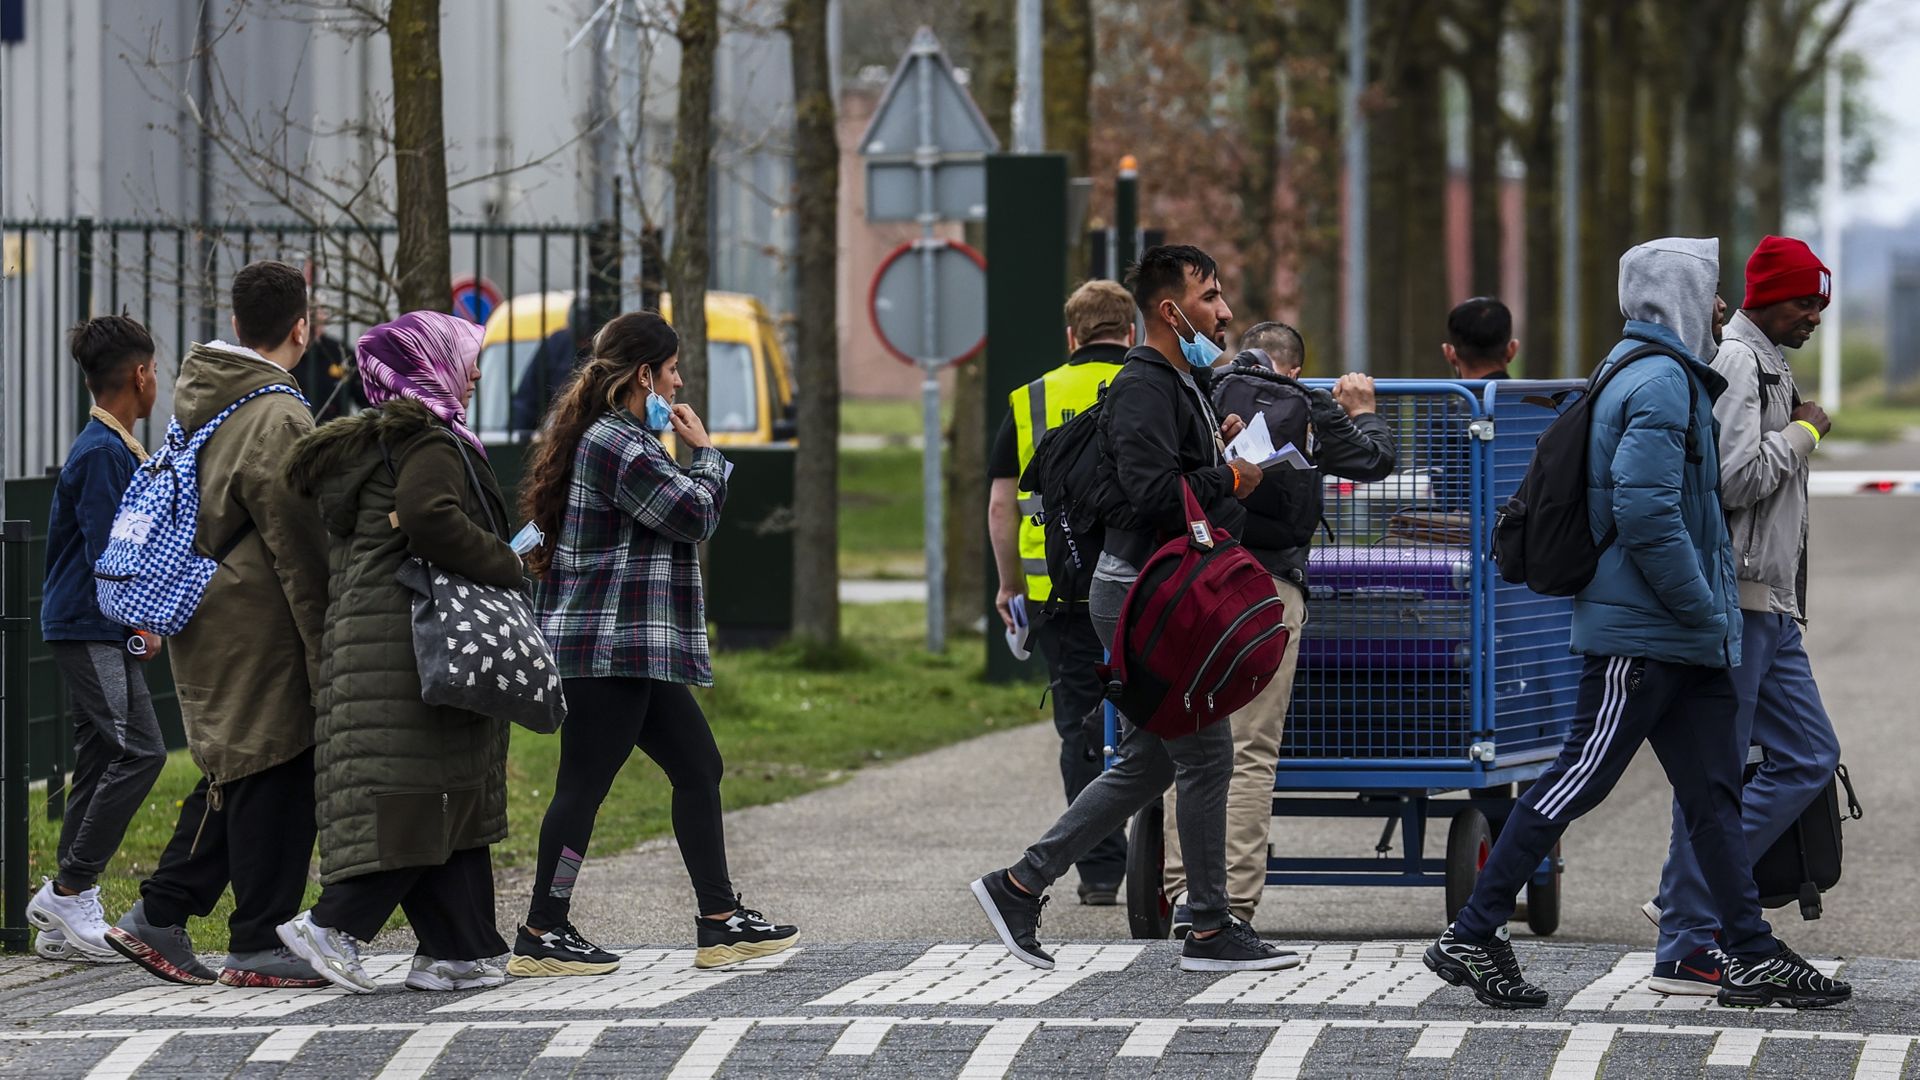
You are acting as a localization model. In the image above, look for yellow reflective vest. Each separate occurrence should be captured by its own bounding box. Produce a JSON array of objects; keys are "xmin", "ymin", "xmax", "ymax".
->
[{"xmin": 1010, "ymin": 358, "xmax": 1124, "ymax": 602}]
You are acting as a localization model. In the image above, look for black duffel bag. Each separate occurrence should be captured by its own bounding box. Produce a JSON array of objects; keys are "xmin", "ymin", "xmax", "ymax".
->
[{"xmin": 1749, "ymin": 752, "xmax": 1863, "ymax": 921}]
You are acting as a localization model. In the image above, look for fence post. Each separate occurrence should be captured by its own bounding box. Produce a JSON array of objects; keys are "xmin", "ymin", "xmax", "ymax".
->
[
  {"xmin": 74, "ymin": 217, "xmax": 95, "ymax": 460},
  {"xmin": 0, "ymin": 518, "xmax": 31, "ymax": 953}
]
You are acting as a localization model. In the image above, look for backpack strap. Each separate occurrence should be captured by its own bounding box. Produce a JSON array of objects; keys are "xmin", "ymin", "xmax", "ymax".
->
[
  {"xmin": 184, "ymin": 383, "xmax": 313, "ymax": 453},
  {"xmin": 1595, "ymin": 342, "xmax": 1703, "ymax": 464},
  {"xmin": 375, "ymin": 414, "xmax": 506, "ymax": 539}
]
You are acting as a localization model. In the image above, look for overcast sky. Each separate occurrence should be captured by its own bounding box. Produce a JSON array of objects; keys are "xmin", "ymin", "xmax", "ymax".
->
[{"xmin": 1844, "ymin": 0, "xmax": 1920, "ymax": 226}]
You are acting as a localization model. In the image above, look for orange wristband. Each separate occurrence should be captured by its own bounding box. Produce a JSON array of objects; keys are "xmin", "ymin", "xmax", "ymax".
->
[{"xmin": 1230, "ymin": 463, "xmax": 1244, "ymax": 494}]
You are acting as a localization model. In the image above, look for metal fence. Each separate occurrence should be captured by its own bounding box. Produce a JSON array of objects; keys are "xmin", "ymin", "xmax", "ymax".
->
[{"xmin": 1, "ymin": 217, "xmax": 615, "ymax": 481}]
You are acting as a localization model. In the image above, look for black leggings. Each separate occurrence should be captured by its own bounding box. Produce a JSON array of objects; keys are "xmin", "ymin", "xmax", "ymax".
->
[{"xmin": 526, "ymin": 677, "xmax": 733, "ymax": 928}]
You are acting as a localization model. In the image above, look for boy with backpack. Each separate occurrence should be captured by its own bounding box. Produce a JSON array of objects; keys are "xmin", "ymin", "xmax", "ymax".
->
[
  {"xmin": 972, "ymin": 244, "xmax": 1296, "ymax": 974},
  {"xmin": 1159, "ymin": 323, "xmax": 1396, "ymax": 934},
  {"xmin": 104, "ymin": 261, "xmax": 333, "ymax": 989},
  {"xmin": 27, "ymin": 317, "xmax": 169, "ymax": 962},
  {"xmin": 987, "ymin": 279, "xmax": 1133, "ymax": 905},
  {"xmin": 1431, "ymin": 237, "xmax": 1849, "ymax": 1010}
]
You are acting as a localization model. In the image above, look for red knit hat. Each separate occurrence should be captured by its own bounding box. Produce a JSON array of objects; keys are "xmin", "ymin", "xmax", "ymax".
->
[{"xmin": 1744, "ymin": 235, "xmax": 1831, "ymax": 310}]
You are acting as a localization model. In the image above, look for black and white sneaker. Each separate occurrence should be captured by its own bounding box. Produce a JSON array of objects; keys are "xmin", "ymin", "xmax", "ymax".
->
[
  {"xmin": 1423, "ymin": 925, "xmax": 1549, "ymax": 1009},
  {"xmin": 507, "ymin": 923, "xmax": 621, "ymax": 977},
  {"xmin": 971, "ymin": 870, "xmax": 1054, "ymax": 970},
  {"xmin": 694, "ymin": 899, "xmax": 799, "ymax": 969},
  {"xmin": 1179, "ymin": 919, "xmax": 1301, "ymax": 972},
  {"xmin": 1717, "ymin": 945, "xmax": 1851, "ymax": 1009}
]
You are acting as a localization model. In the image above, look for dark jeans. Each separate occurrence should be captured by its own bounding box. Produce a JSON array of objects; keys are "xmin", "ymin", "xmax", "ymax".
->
[
  {"xmin": 48, "ymin": 642, "xmax": 166, "ymax": 892},
  {"xmin": 140, "ymin": 749, "xmax": 318, "ymax": 954},
  {"xmin": 527, "ymin": 677, "xmax": 733, "ymax": 929},
  {"xmin": 1033, "ymin": 611, "xmax": 1127, "ymax": 886},
  {"xmin": 1454, "ymin": 656, "xmax": 1778, "ymax": 961},
  {"xmin": 312, "ymin": 846, "xmax": 507, "ymax": 959}
]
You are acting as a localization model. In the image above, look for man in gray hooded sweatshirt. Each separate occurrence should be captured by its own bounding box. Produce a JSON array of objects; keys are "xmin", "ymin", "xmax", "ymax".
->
[{"xmin": 1424, "ymin": 238, "xmax": 1850, "ymax": 1011}]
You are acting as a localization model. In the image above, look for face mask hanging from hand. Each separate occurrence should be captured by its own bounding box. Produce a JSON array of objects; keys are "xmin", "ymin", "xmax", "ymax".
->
[{"xmin": 1170, "ymin": 303, "xmax": 1223, "ymax": 368}]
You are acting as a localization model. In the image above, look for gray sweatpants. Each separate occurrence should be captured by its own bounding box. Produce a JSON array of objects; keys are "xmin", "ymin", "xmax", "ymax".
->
[
  {"xmin": 49, "ymin": 641, "xmax": 166, "ymax": 892},
  {"xmin": 1011, "ymin": 571, "xmax": 1234, "ymax": 933}
]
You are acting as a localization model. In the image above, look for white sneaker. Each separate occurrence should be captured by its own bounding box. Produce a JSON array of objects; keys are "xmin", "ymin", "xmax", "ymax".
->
[
  {"xmin": 274, "ymin": 911, "xmax": 376, "ymax": 994},
  {"xmin": 33, "ymin": 927, "xmax": 76, "ymax": 961},
  {"xmin": 406, "ymin": 955, "xmax": 509, "ymax": 992},
  {"xmin": 26, "ymin": 880, "xmax": 120, "ymax": 961},
  {"xmin": 1640, "ymin": 900, "xmax": 1662, "ymax": 927}
]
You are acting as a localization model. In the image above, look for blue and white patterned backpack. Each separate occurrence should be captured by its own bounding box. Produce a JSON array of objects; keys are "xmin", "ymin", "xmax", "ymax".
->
[{"xmin": 93, "ymin": 384, "xmax": 310, "ymax": 636}]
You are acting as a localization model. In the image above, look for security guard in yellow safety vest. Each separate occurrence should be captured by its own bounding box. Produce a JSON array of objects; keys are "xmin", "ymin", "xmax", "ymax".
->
[{"xmin": 987, "ymin": 279, "xmax": 1135, "ymax": 903}]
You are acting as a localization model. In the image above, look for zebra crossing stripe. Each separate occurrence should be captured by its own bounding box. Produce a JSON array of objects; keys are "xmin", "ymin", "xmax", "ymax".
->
[
  {"xmin": 668, "ymin": 1019, "xmax": 755, "ymax": 1080},
  {"xmin": 1116, "ymin": 1019, "xmax": 1183, "ymax": 1058},
  {"xmin": 1407, "ymin": 1022, "xmax": 1470, "ymax": 1059},
  {"xmin": 1251, "ymin": 1020, "xmax": 1327, "ymax": 1080},
  {"xmin": 81, "ymin": 1031, "xmax": 174, "ymax": 1080},
  {"xmin": 958, "ymin": 1019, "xmax": 1040, "ymax": 1080},
  {"xmin": 829, "ymin": 1018, "xmax": 896, "ymax": 1056},
  {"xmin": 248, "ymin": 1025, "xmax": 324, "ymax": 1062},
  {"xmin": 373, "ymin": 1023, "xmax": 466, "ymax": 1080},
  {"xmin": 538, "ymin": 1020, "xmax": 609, "ymax": 1057},
  {"xmin": 1857, "ymin": 1034, "xmax": 1915, "ymax": 1080},
  {"xmin": 1546, "ymin": 1023, "xmax": 1618, "ymax": 1080},
  {"xmin": 1706, "ymin": 1028, "xmax": 1764, "ymax": 1068}
]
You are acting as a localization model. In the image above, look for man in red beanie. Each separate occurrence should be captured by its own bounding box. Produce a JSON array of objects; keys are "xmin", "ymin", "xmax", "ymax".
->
[{"xmin": 1644, "ymin": 234, "xmax": 1841, "ymax": 995}]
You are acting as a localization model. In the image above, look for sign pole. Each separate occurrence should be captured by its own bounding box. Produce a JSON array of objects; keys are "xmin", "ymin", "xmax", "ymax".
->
[{"xmin": 913, "ymin": 34, "xmax": 946, "ymax": 653}]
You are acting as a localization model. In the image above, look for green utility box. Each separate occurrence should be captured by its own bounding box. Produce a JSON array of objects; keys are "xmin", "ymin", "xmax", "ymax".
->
[
  {"xmin": 983, "ymin": 153, "xmax": 1070, "ymax": 684},
  {"xmin": 704, "ymin": 444, "xmax": 796, "ymax": 649}
]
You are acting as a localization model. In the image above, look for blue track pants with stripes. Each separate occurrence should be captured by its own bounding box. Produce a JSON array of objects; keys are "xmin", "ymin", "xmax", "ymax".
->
[{"xmin": 1453, "ymin": 655, "xmax": 1780, "ymax": 962}]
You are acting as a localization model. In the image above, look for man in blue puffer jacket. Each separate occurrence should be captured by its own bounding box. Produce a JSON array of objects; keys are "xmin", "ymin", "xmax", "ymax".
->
[{"xmin": 1424, "ymin": 238, "xmax": 1852, "ymax": 1011}]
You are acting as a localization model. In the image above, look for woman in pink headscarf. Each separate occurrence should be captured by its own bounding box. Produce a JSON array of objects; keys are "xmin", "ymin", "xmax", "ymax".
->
[{"xmin": 278, "ymin": 311, "xmax": 524, "ymax": 994}]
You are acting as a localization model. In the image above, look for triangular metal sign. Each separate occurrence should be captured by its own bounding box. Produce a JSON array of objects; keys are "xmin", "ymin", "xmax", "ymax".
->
[{"xmin": 858, "ymin": 27, "xmax": 1000, "ymax": 158}]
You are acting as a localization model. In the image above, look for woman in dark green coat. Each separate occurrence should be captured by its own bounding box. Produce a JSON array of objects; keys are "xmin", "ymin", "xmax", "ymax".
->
[{"xmin": 277, "ymin": 311, "xmax": 523, "ymax": 994}]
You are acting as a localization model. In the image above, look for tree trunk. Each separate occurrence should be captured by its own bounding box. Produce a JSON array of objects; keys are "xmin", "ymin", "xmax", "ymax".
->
[
  {"xmin": 1400, "ymin": 32, "xmax": 1448, "ymax": 378},
  {"xmin": 1635, "ymin": 0, "xmax": 1679, "ymax": 238},
  {"xmin": 1285, "ymin": 0, "xmax": 1346, "ymax": 370},
  {"xmin": 388, "ymin": 0, "xmax": 451, "ymax": 313},
  {"xmin": 787, "ymin": 0, "xmax": 841, "ymax": 647},
  {"xmin": 1044, "ymin": 0, "xmax": 1094, "ymax": 283},
  {"xmin": 1462, "ymin": 0, "xmax": 1507, "ymax": 297},
  {"xmin": 1679, "ymin": 0, "xmax": 1750, "ymax": 297},
  {"xmin": 668, "ymin": 0, "xmax": 720, "ymax": 421},
  {"xmin": 1587, "ymin": 0, "xmax": 1636, "ymax": 361},
  {"xmin": 1751, "ymin": 101, "xmax": 1786, "ymax": 236},
  {"xmin": 949, "ymin": 0, "xmax": 1015, "ymax": 639},
  {"xmin": 1517, "ymin": 0, "xmax": 1560, "ymax": 373},
  {"xmin": 1236, "ymin": 29, "xmax": 1285, "ymax": 319}
]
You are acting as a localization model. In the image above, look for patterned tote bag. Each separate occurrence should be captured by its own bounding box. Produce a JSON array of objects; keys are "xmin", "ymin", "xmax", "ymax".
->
[{"xmin": 390, "ymin": 431, "xmax": 567, "ymax": 734}]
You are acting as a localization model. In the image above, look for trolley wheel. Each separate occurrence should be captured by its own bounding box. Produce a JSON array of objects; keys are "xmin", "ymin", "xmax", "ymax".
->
[
  {"xmin": 1444, "ymin": 806, "xmax": 1493, "ymax": 925},
  {"xmin": 1526, "ymin": 841, "xmax": 1563, "ymax": 937},
  {"xmin": 1125, "ymin": 799, "xmax": 1170, "ymax": 940}
]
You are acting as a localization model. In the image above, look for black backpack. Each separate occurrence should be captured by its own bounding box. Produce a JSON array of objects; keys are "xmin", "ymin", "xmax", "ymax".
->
[
  {"xmin": 1492, "ymin": 343, "xmax": 1697, "ymax": 595},
  {"xmin": 1210, "ymin": 362, "xmax": 1320, "ymax": 551},
  {"xmin": 1019, "ymin": 400, "xmax": 1113, "ymax": 615}
]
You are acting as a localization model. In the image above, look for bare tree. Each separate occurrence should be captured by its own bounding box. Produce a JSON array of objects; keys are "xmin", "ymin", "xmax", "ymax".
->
[
  {"xmin": 1745, "ymin": 0, "xmax": 1863, "ymax": 235},
  {"xmin": 388, "ymin": 0, "xmax": 450, "ymax": 312},
  {"xmin": 668, "ymin": 0, "xmax": 721, "ymax": 423},
  {"xmin": 787, "ymin": 0, "xmax": 841, "ymax": 646}
]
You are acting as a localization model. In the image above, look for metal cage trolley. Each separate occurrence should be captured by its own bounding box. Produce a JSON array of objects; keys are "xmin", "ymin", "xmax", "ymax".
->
[{"xmin": 1111, "ymin": 379, "xmax": 1589, "ymax": 939}]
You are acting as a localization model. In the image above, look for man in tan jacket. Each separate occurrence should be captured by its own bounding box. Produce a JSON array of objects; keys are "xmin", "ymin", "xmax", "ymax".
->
[{"xmin": 105, "ymin": 261, "xmax": 332, "ymax": 989}]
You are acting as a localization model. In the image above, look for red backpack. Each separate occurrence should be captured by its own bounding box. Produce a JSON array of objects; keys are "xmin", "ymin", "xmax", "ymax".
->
[{"xmin": 1098, "ymin": 479, "xmax": 1290, "ymax": 738}]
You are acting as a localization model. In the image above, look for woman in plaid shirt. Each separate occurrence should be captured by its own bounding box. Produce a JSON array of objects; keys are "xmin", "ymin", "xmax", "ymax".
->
[{"xmin": 510, "ymin": 312, "xmax": 799, "ymax": 976}]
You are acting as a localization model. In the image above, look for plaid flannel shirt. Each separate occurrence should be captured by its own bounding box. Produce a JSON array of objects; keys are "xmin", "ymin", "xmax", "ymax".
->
[{"xmin": 537, "ymin": 410, "xmax": 728, "ymax": 684}]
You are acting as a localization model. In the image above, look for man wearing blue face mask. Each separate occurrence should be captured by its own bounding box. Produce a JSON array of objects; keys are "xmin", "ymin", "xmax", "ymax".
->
[{"xmin": 973, "ymin": 245, "xmax": 1294, "ymax": 975}]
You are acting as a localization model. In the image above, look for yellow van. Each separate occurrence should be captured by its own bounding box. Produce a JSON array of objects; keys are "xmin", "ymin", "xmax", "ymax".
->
[{"xmin": 472, "ymin": 290, "xmax": 796, "ymax": 447}]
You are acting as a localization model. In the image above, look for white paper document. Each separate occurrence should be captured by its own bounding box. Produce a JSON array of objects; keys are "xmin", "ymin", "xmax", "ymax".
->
[{"xmin": 1224, "ymin": 412, "xmax": 1313, "ymax": 470}]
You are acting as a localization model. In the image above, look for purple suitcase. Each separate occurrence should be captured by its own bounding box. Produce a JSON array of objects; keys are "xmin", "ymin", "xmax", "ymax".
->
[{"xmin": 1301, "ymin": 546, "xmax": 1473, "ymax": 669}]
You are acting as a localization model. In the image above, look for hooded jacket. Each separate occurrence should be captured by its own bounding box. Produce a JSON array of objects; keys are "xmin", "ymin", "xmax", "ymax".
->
[
  {"xmin": 166, "ymin": 342, "xmax": 330, "ymax": 785},
  {"xmin": 1711, "ymin": 309, "xmax": 1816, "ymax": 618},
  {"xmin": 285, "ymin": 398, "xmax": 522, "ymax": 882},
  {"xmin": 1572, "ymin": 238, "xmax": 1742, "ymax": 669}
]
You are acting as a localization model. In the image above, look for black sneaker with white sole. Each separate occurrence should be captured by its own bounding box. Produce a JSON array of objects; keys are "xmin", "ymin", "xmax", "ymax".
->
[
  {"xmin": 971, "ymin": 870, "xmax": 1054, "ymax": 970},
  {"xmin": 507, "ymin": 922, "xmax": 622, "ymax": 977},
  {"xmin": 695, "ymin": 900, "xmax": 799, "ymax": 969},
  {"xmin": 1179, "ymin": 920, "xmax": 1301, "ymax": 972},
  {"xmin": 1423, "ymin": 925, "xmax": 1549, "ymax": 1009},
  {"xmin": 1716, "ymin": 945, "xmax": 1851, "ymax": 1009}
]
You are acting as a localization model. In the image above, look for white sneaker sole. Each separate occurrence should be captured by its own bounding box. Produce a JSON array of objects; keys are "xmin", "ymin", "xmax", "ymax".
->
[
  {"xmin": 1179, "ymin": 950, "xmax": 1304, "ymax": 973},
  {"xmin": 1640, "ymin": 901, "xmax": 1662, "ymax": 927},
  {"xmin": 275, "ymin": 918, "xmax": 376, "ymax": 994},
  {"xmin": 970, "ymin": 878, "xmax": 1054, "ymax": 971},
  {"xmin": 26, "ymin": 899, "xmax": 122, "ymax": 962},
  {"xmin": 1648, "ymin": 976, "xmax": 1720, "ymax": 996},
  {"xmin": 406, "ymin": 971, "xmax": 509, "ymax": 992}
]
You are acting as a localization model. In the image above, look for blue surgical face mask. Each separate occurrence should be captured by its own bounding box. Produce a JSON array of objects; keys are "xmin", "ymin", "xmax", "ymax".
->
[
  {"xmin": 643, "ymin": 389, "xmax": 674, "ymax": 432},
  {"xmin": 1171, "ymin": 303, "xmax": 1224, "ymax": 368}
]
